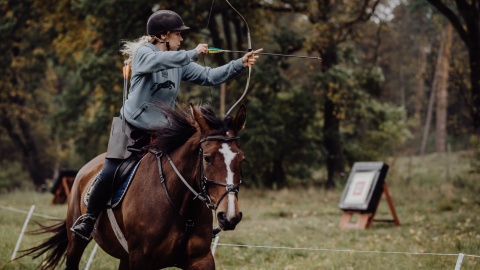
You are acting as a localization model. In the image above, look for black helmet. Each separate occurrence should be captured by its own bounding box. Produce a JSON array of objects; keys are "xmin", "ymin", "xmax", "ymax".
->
[{"xmin": 147, "ymin": 10, "xmax": 190, "ymax": 35}]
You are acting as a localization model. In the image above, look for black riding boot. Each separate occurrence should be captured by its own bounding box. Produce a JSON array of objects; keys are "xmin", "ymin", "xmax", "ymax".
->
[{"xmin": 70, "ymin": 158, "xmax": 120, "ymax": 241}]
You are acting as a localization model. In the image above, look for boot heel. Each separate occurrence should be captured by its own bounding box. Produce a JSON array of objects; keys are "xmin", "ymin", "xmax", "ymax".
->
[{"xmin": 70, "ymin": 214, "xmax": 96, "ymax": 241}]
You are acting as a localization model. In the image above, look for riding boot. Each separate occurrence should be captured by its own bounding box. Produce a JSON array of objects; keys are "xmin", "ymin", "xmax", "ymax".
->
[{"xmin": 71, "ymin": 159, "xmax": 120, "ymax": 241}]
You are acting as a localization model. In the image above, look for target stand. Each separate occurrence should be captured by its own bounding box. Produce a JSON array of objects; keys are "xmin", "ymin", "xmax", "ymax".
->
[{"xmin": 338, "ymin": 162, "xmax": 400, "ymax": 229}]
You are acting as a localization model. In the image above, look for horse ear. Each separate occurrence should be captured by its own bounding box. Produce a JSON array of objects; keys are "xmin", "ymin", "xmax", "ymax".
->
[
  {"xmin": 190, "ymin": 103, "xmax": 209, "ymax": 133},
  {"xmin": 232, "ymin": 104, "xmax": 247, "ymax": 133}
]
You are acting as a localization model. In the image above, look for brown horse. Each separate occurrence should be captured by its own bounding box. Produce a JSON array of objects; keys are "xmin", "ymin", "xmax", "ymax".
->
[{"xmin": 21, "ymin": 104, "xmax": 246, "ymax": 269}]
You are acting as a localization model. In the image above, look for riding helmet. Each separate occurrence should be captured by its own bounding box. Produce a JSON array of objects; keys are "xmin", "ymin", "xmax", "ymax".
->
[{"xmin": 147, "ymin": 10, "xmax": 190, "ymax": 36}]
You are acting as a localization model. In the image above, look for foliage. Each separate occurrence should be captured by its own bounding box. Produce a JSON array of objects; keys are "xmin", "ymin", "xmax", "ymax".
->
[
  {"xmin": 0, "ymin": 0, "xmax": 57, "ymax": 186},
  {"xmin": 242, "ymin": 88, "xmax": 322, "ymax": 188},
  {"xmin": 0, "ymin": 0, "xmax": 476, "ymax": 189},
  {"xmin": 344, "ymin": 93, "xmax": 412, "ymax": 163},
  {"xmin": 0, "ymin": 161, "xmax": 30, "ymax": 193}
]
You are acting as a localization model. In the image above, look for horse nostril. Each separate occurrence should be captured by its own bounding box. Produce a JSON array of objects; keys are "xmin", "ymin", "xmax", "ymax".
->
[
  {"xmin": 237, "ymin": 212, "xmax": 243, "ymax": 222},
  {"xmin": 217, "ymin": 212, "xmax": 226, "ymax": 223}
]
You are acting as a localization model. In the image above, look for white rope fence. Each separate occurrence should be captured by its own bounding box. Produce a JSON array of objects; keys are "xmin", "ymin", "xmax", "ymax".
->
[
  {"xmin": 2, "ymin": 204, "xmax": 479, "ymax": 269},
  {"xmin": 0, "ymin": 205, "xmax": 59, "ymax": 219},
  {"xmin": 214, "ymin": 243, "xmax": 480, "ymax": 258}
]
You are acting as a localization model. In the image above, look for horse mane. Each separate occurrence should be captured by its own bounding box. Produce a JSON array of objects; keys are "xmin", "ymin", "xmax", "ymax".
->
[{"xmin": 152, "ymin": 104, "xmax": 233, "ymax": 154}]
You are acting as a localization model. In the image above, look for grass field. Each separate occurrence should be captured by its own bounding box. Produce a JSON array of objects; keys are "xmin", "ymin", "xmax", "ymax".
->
[{"xmin": 1, "ymin": 151, "xmax": 479, "ymax": 269}]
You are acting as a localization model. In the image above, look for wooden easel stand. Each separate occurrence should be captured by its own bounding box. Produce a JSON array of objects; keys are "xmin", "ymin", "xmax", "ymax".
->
[{"xmin": 339, "ymin": 183, "xmax": 400, "ymax": 229}]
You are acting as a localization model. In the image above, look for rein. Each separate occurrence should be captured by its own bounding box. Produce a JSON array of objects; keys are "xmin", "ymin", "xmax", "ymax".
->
[{"xmin": 148, "ymin": 135, "xmax": 242, "ymax": 217}]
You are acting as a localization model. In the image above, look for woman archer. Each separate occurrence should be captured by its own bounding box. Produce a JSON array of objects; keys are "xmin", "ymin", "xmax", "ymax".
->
[{"xmin": 71, "ymin": 9, "xmax": 262, "ymax": 241}]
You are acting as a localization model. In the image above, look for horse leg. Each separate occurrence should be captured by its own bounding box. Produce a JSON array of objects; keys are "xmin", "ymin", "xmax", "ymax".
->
[
  {"xmin": 118, "ymin": 258, "xmax": 130, "ymax": 270},
  {"xmin": 65, "ymin": 237, "xmax": 89, "ymax": 270},
  {"xmin": 128, "ymin": 251, "xmax": 155, "ymax": 270},
  {"xmin": 187, "ymin": 253, "xmax": 215, "ymax": 270}
]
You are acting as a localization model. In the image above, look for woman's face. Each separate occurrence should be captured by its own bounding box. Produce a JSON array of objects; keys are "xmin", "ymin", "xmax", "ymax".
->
[{"xmin": 166, "ymin": 31, "xmax": 183, "ymax": 51}]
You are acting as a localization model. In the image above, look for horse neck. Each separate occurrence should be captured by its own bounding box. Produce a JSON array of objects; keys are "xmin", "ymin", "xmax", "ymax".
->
[{"xmin": 163, "ymin": 134, "xmax": 202, "ymax": 209}]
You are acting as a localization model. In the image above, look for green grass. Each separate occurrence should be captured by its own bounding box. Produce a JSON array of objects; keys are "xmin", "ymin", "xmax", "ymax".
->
[{"xmin": 1, "ymin": 151, "xmax": 479, "ymax": 269}]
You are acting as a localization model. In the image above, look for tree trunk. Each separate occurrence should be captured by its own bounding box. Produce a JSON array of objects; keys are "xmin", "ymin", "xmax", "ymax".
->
[
  {"xmin": 426, "ymin": 0, "xmax": 480, "ymax": 131},
  {"xmin": 435, "ymin": 24, "xmax": 453, "ymax": 153},
  {"xmin": 414, "ymin": 27, "xmax": 427, "ymax": 140},
  {"xmin": 323, "ymin": 98, "xmax": 344, "ymax": 189},
  {"xmin": 220, "ymin": 83, "xmax": 226, "ymax": 115},
  {"xmin": 265, "ymin": 157, "xmax": 286, "ymax": 189},
  {"xmin": 469, "ymin": 43, "xmax": 480, "ymax": 131},
  {"xmin": 321, "ymin": 45, "xmax": 344, "ymax": 189},
  {"xmin": 2, "ymin": 117, "xmax": 49, "ymax": 187},
  {"xmin": 420, "ymin": 31, "xmax": 445, "ymax": 155}
]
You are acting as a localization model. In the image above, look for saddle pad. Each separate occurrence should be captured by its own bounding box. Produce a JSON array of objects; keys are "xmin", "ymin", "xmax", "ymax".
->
[{"xmin": 84, "ymin": 156, "xmax": 143, "ymax": 209}]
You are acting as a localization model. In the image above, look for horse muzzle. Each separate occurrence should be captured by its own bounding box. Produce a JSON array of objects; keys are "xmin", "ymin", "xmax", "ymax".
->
[{"xmin": 217, "ymin": 211, "xmax": 243, "ymax": 231}]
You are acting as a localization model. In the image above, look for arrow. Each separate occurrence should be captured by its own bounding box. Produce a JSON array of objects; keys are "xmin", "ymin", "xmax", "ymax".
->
[{"xmin": 208, "ymin": 47, "xmax": 321, "ymax": 60}]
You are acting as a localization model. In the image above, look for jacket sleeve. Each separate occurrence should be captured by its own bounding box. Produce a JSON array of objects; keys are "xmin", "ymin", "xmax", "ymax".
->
[
  {"xmin": 181, "ymin": 58, "xmax": 245, "ymax": 86},
  {"xmin": 133, "ymin": 46, "xmax": 198, "ymax": 74}
]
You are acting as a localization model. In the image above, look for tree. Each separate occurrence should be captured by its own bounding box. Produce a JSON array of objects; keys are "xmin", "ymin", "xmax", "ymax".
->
[
  {"xmin": 435, "ymin": 24, "xmax": 453, "ymax": 153},
  {"xmin": 0, "ymin": 0, "xmax": 58, "ymax": 187},
  {"xmin": 426, "ymin": 0, "xmax": 480, "ymax": 130},
  {"xmin": 223, "ymin": 0, "xmax": 402, "ymax": 188},
  {"xmin": 420, "ymin": 24, "xmax": 453, "ymax": 155},
  {"xmin": 302, "ymin": 0, "xmax": 382, "ymax": 188}
]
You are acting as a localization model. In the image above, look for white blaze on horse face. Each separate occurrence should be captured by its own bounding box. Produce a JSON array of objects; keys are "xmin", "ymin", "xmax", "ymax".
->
[{"xmin": 219, "ymin": 143, "xmax": 237, "ymax": 219}]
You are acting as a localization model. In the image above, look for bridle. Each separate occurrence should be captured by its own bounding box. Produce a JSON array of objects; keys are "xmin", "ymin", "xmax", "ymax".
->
[
  {"xmin": 149, "ymin": 135, "xmax": 242, "ymax": 216},
  {"xmin": 198, "ymin": 135, "xmax": 242, "ymax": 210}
]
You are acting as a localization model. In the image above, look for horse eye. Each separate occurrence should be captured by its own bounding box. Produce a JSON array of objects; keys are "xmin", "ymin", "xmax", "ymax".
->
[{"xmin": 204, "ymin": 155, "xmax": 212, "ymax": 164}]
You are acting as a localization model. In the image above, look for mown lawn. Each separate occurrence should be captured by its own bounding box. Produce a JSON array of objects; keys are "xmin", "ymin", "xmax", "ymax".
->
[{"xmin": 1, "ymin": 151, "xmax": 479, "ymax": 269}]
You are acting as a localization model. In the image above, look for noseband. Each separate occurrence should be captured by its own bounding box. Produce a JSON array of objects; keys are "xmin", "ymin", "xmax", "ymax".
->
[{"xmin": 150, "ymin": 135, "xmax": 242, "ymax": 214}]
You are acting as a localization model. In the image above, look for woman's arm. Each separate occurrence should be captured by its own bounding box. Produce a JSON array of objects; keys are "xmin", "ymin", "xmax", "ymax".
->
[
  {"xmin": 181, "ymin": 59, "xmax": 245, "ymax": 86},
  {"xmin": 133, "ymin": 45, "xmax": 198, "ymax": 74}
]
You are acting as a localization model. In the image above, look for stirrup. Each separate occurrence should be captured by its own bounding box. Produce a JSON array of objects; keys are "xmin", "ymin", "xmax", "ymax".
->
[{"xmin": 70, "ymin": 214, "xmax": 95, "ymax": 242}]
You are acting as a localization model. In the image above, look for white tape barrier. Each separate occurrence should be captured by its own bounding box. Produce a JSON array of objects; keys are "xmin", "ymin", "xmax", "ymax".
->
[
  {"xmin": 11, "ymin": 205, "xmax": 35, "ymax": 261},
  {"xmin": 215, "ymin": 243, "xmax": 480, "ymax": 257}
]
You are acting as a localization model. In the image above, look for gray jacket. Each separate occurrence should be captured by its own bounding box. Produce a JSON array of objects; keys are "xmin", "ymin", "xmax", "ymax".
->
[{"xmin": 122, "ymin": 43, "xmax": 246, "ymax": 130}]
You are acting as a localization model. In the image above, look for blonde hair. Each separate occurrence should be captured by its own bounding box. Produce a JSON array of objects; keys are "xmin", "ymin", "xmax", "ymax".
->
[{"xmin": 120, "ymin": 35, "xmax": 153, "ymax": 65}]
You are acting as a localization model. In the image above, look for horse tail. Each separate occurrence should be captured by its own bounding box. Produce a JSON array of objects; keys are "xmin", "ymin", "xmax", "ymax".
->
[{"xmin": 16, "ymin": 219, "xmax": 68, "ymax": 270}]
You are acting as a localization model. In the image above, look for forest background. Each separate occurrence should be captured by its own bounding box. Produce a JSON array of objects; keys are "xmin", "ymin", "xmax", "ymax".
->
[{"xmin": 1, "ymin": 0, "xmax": 479, "ymax": 191}]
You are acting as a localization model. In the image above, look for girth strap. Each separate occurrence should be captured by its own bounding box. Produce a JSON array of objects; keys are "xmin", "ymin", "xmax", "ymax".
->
[{"xmin": 106, "ymin": 205, "xmax": 129, "ymax": 253}]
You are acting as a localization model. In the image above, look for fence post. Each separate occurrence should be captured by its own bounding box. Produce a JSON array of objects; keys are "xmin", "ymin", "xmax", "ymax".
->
[
  {"xmin": 212, "ymin": 235, "xmax": 220, "ymax": 256},
  {"xmin": 85, "ymin": 243, "xmax": 99, "ymax": 270},
  {"xmin": 11, "ymin": 205, "xmax": 35, "ymax": 261},
  {"xmin": 454, "ymin": 253, "xmax": 464, "ymax": 270}
]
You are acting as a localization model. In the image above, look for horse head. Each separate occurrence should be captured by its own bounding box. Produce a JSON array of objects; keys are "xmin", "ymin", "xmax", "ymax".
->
[{"xmin": 190, "ymin": 104, "xmax": 246, "ymax": 231}]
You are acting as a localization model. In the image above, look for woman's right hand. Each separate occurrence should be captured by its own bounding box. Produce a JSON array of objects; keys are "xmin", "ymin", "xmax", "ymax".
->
[
  {"xmin": 195, "ymin": 44, "xmax": 209, "ymax": 56},
  {"xmin": 242, "ymin": 48, "xmax": 263, "ymax": 67}
]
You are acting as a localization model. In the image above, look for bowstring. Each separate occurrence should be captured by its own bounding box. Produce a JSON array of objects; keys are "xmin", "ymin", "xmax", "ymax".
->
[{"xmin": 203, "ymin": 0, "xmax": 216, "ymax": 107}]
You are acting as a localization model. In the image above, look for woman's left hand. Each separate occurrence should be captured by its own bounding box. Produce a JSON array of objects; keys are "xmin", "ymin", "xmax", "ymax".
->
[{"xmin": 242, "ymin": 48, "xmax": 263, "ymax": 67}]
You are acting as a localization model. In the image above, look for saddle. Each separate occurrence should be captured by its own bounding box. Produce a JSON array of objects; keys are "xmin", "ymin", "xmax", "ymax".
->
[{"xmin": 84, "ymin": 153, "xmax": 143, "ymax": 209}]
